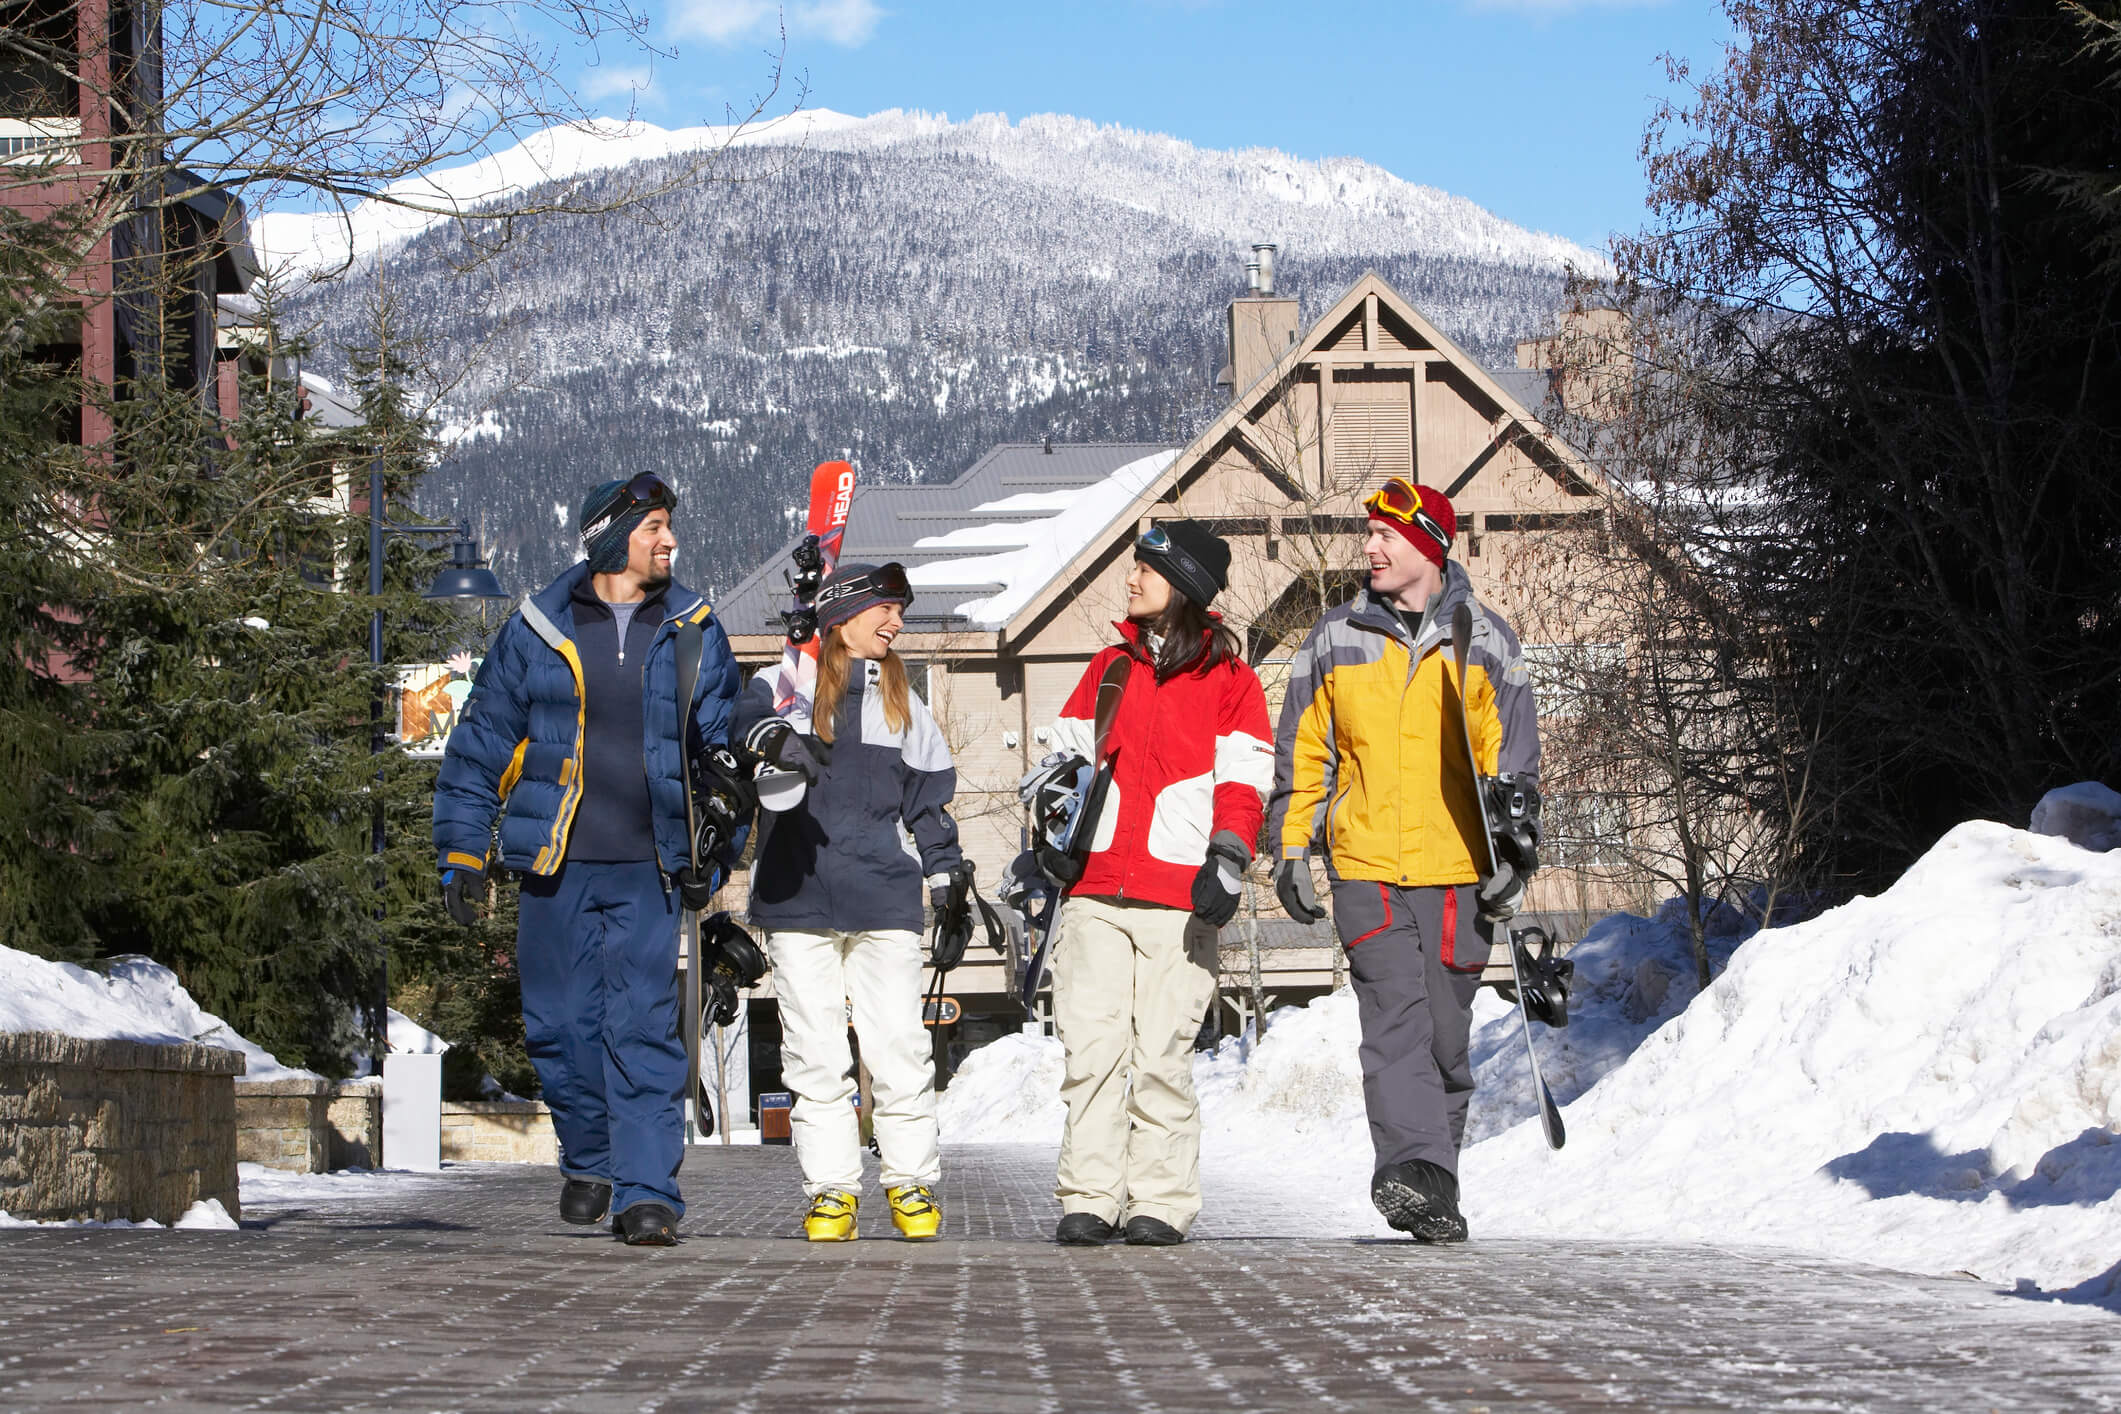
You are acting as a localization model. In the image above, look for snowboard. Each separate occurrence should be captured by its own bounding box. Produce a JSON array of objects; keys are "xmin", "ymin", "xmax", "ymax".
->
[
  {"xmin": 1451, "ymin": 601, "xmax": 1566, "ymax": 1151},
  {"xmin": 773, "ymin": 459, "xmax": 857, "ymax": 719}
]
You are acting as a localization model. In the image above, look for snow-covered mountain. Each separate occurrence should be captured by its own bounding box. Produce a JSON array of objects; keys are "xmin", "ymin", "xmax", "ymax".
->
[{"xmin": 279, "ymin": 110, "xmax": 1601, "ymax": 593}]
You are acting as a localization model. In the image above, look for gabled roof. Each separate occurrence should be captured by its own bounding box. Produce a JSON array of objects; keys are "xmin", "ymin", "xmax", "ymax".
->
[
  {"xmin": 715, "ymin": 272, "xmax": 1599, "ymax": 652},
  {"xmin": 713, "ymin": 442, "xmax": 1177, "ymax": 643},
  {"xmin": 997, "ymin": 271, "xmax": 1603, "ymax": 638}
]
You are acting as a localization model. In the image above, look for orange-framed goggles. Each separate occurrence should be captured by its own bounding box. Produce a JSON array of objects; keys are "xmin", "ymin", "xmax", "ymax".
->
[{"xmin": 1363, "ymin": 477, "xmax": 1451, "ymax": 550}]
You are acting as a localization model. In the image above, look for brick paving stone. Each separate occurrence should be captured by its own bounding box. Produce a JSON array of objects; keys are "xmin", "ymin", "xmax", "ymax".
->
[{"xmin": 0, "ymin": 1142, "xmax": 2114, "ymax": 1412}]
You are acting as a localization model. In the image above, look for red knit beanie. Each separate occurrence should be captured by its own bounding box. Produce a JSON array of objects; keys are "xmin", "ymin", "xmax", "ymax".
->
[{"xmin": 1364, "ymin": 478, "xmax": 1456, "ymax": 569}]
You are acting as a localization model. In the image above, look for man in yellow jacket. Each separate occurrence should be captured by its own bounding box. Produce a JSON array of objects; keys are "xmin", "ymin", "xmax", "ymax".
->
[{"xmin": 1265, "ymin": 478, "xmax": 1540, "ymax": 1243}]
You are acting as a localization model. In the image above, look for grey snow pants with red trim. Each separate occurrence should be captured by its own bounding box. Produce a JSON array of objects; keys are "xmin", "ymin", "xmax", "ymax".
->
[{"xmin": 1331, "ymin": 880, "xmax": 1493, "ymax": 1177}]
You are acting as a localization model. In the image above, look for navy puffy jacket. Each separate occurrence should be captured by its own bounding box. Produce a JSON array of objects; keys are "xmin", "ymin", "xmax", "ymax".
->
[
  {"xmin": 736, "ymin": 662, "xmax": 961, "ymax": 934},
  {"xmin": 433, "ymin": 562, "xmax": 740, "ymax": 879}
]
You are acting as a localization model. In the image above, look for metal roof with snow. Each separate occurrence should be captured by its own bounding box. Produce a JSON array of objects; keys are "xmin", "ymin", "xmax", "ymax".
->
[{"xmin": 713, "ymin": 441, "xmax": 1177, "ymax": 647}]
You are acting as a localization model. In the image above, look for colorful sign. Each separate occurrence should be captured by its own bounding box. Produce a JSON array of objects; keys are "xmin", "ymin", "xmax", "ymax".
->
[{"xmin": 397, "ymin": 651, "xmax": 479, "ymax": 758}]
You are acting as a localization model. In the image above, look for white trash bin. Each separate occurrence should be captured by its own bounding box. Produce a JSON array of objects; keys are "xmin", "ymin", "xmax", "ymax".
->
[{"xmin": 382, "ymin": 1051, "xmax": 444, "ymax": 1172}]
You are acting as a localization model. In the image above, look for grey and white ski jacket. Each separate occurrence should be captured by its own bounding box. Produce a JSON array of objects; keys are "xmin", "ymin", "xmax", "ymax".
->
[{"xmin": 734, "ymin": 661, "xmax": 962, "ymax": 934}]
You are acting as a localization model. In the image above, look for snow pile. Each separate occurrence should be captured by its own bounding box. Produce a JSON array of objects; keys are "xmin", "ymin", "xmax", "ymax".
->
[
  {"xmin": 1469, "ymin": 821, "xmax": 2121, "ymax": 1302},
  {"xmin": 2031, "ymin": 780, "xmax": 2121, "ymax": 853},
  {"xmin": 0, "ymin": 1199, "xmax": 237, "ymax": 1231},
  {"xmin": 939, "ymin": 823, "xmax": 2120, "ymax": 1301},
  {"xmin": 0, "ymin": 943, "xmax": 315, "ymax": 1081},
  {"xmin": 906, "ymin": 449, "xmax": 1176, "ymax": 626},
  {"xmin": 1465, "ymin": 894, "xmax": 1776, "ymax": 1144},
  {"xmin": 937, "ymin": 1032, "xmax": 1065, "ymax": 1142}
]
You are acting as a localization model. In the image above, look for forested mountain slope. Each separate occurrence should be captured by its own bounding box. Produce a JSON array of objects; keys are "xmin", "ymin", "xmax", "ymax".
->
[{"xmin": 288, "ymin": 112, "xmax": 1594, "ymax": 595}]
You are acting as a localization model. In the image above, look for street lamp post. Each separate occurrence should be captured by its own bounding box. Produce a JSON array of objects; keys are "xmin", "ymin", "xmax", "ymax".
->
[{"xmin": 367, "ymin": 457, "xmax": 508, "ymax": 1068}]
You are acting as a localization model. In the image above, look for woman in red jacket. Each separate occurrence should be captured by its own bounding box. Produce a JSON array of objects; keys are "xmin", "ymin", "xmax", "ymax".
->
[{"xmin": 1037, "ymin": 521, "xmax": 1274, "ymax": 1246}]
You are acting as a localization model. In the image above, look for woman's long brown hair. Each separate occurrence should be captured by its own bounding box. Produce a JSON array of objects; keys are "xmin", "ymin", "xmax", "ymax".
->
[
  {"xmin": 1147, "ymin": 591, "xmax": 1241, "ymax": 679},
  {"xmin": 813, "ymin": 623, "xmax": 911, "ymax": 743}
]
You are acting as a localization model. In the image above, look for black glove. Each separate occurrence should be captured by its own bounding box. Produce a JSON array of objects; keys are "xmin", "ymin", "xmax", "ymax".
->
[
  {"xmin": 676, "ymin": 860, "xmax": 724, "ymax": 911},
  {"xmin": 1273, "ymin": 856, "xmax": 1327, "ymax": 924},
  {"xmin": 929, "ymin": 862, "xmax": 976, "ymax": 972},
  {"xmin": 1477, "ymin": 860, "xmax": 1526, "ymax": 923},
  {"xmin": 1190, "ymin": 831, "xmax": 1250, "ymax": 927},
  {"xmin": 440, "ymin": 862, "xmax": 486, "ymax": 926},
  {"xmin": 744, "ymin": 718, "xmax": 832, "ymax": 784}
]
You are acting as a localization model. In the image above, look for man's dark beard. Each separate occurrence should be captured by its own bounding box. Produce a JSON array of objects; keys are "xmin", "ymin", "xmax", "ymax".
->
[{"xmin": 641, "ymin": 563, "xmax": 672, "ymax": 589}]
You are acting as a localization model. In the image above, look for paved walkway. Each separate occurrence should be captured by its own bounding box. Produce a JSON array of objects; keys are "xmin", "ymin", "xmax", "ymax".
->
[{"xmin": 1, "ymin": 1144, "xmax": 2115, "ymax": 1412}]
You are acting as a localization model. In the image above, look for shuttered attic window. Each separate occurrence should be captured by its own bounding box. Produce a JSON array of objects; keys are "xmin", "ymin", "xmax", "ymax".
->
[{"xmin": 1330, "ymin": 402, "xmax": 1413, "ymax": 489}]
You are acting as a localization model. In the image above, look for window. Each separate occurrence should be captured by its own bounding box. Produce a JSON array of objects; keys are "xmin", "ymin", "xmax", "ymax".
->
[
  {"xmin": 1521, "ymin": 642, "xmax": 1624, "ymax": 717},
  {"xmin": 1545, "ymin": 792, "xmax": 1630, "ymax": 868}
]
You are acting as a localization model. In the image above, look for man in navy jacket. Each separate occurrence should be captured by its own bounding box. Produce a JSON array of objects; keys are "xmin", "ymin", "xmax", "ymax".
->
[{"xmin": 433, "ymin": 474, "xmax": 739, "ymax": 1245}]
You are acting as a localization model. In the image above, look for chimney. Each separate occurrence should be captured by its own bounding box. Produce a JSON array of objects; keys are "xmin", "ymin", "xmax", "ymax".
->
[{"xmin": 1226, "ymin": 241, "xmax": 1299, "ymax": 400}]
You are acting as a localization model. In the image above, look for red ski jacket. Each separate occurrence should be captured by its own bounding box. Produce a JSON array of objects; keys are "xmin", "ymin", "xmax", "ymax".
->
[{"xmin": 1048, "ymin": 620, "xmax": 1274, "ymax": 911}]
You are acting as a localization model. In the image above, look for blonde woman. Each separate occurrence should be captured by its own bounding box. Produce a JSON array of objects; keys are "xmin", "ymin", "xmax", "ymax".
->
[{"xmin": 734, "ymin": 562, "xmax": 961, "ymax": 1241}]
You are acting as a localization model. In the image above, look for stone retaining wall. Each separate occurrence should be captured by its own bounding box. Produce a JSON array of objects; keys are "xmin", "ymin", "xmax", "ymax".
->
[
  {"xmin": 0, "ymin": 1031, "xmax": 243, "ymax": 1223},
  {"xmin": 235, "ymin": 1077, "xmax": 381, "ymax": 1173},
  {"xmin": 440, "ymin": 1101, "xmax": 557, "ymax": 1164}
]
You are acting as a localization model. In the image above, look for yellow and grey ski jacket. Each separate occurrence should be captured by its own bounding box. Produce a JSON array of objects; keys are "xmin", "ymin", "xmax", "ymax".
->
[{"xmin": 1266, "ymin": 561, "xmax": 1539, "ymax": 888}]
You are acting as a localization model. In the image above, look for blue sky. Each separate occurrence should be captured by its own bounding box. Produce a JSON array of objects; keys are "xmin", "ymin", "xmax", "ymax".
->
[{"xmin": 582, "ymin": 0, "xmax": 1736, "ymax": 251}]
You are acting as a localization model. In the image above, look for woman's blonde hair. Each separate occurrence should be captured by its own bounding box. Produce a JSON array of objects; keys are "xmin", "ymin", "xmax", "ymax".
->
[{"xmin": 812, "ymin": 620, "xmax": 910, "ymax": 743}]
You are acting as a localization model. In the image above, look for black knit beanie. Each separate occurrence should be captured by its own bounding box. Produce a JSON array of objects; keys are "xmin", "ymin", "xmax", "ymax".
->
[
  {"xmin": 578, "ymin": 479, "xmax": 668, "ymax": 575},
  {"xmin": 1136, "ymin": 520, "xmax": 1231, "ymax": 608}
]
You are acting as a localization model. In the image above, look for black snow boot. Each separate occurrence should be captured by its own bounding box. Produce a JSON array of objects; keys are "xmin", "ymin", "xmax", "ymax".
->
[
  {"xmin": 1370, "ymin": 1160, "xmax": 1468, "ymax": 1244},
  {"xmin": 1122, "ymin": 1216, "xmax": 1185, "ymax": 1247},
  {"xmin": 1055, "ymin": 1213, "xmax": 1118, "ymax": 1246},
  {"xmin": 616, "ymin": 1202, "xmax": 679, "ymax": 1247},
  {"xmin": 560, "ymin": 1178, "xmax": 612, "ymax": 1226}
]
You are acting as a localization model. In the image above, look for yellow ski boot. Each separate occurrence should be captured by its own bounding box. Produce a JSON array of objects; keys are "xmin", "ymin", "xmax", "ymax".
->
[
  {"xmin": 803, "ymin": 1189, "xmax": 859, "ymax": 1242},
  {"xmin": 887, "ymin": 1184, "xmax": 941, "ymax": 1240}
]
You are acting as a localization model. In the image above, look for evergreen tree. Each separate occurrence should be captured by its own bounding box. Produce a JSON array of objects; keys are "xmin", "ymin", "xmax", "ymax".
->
[
  {"xmin": 30, "ymin": 271, "xmax": 462, "ymax": 1075},
  {"xmin": 0, "ymin": 209, "xmax": 115, "ymax": 959}
]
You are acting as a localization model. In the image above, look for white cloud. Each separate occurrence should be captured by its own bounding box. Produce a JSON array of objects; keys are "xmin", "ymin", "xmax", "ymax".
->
[
  {"xmin": 799, "ymin": 0, "xmax": 883, "ymax": 45},
  {"xmin": 582, "ymin": 64, "xmax": 657, "ymax": 102},
  {"xmin": 669, "ymin": 0, "xmax": 883, "ymax": 46}
]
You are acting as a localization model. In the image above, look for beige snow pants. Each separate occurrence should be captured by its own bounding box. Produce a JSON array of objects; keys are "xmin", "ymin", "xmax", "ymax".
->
[{"xmin": 1051, "ymin": 896, "xmax": 1221, "ymax": 1234}]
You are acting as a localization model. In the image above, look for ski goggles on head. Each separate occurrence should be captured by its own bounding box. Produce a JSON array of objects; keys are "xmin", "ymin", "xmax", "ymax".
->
[
  {"xmin": 616, "ymin": 472, "xmax": 677, "ymax": 514},
  {"xmin": 580, "ymin": 472, "xmax": 679, "ymax": 546},
  {"xmin": 1135, "ymin": 524, "xmax": 1204, "ymax": 574},
  {"xmin": 814, "ymin": 561, "xmax": 915, "ymax": 628},
  {"xmin": 1363, "ymin": 477, "xmax": 1451, "ymax": 550}
]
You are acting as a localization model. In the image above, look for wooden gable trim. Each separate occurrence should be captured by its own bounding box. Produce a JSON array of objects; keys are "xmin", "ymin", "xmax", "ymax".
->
[{"xmin": 998, "ymin": 273, "xmax": 1613, "ymax": 639}]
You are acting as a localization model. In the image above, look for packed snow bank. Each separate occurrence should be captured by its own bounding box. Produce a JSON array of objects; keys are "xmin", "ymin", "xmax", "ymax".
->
[
  {"xmin": 2032, "ymin": 780, "xmax": 2121, "ymax": 853},
  {"xmin": 937, "ymin": 1032, "xmax": 1065, "ymax": 1142},
  {"xmin": 1469, "ymin": 821, "xmax": 2121, "ymax": 1303},
  {"xmin": 941, "ymin": 823, "xmax": 2121, "ymax": 1303},
  {"xmin": 0, "ymin": 943, "xmax": 315, "ymax": 1081},
  {"xmin": 1465, "ymin": 894, "xmax": 1783, "ymax": 1144}
]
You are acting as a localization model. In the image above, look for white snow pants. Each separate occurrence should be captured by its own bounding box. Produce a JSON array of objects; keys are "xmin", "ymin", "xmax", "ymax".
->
[
  {"xmin": 765, "ymin": 927, "xmax": 940, "ymax": 1198},
  {"xmin": 1051, "ymin": 896, "xmax": 1221, "ymax": 1235}
]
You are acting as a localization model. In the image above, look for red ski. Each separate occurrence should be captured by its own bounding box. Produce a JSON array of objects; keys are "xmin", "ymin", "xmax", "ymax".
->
[{"xmin": 773, "ymin": 459, "xmax": 856, "ymax": 719}]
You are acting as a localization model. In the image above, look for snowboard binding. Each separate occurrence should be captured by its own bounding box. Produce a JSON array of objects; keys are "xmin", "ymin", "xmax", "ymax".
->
[
  {"xmin": 780, "ymin": 533, "xmax": 826, "ymax": 644},
  {"xmin": 698, "ymin": 912, "xmax": 767, "ymax": 1029},
  {"xmin": 1506, "ymin": 925, "xmax": 1574, "ymax": 1029}
]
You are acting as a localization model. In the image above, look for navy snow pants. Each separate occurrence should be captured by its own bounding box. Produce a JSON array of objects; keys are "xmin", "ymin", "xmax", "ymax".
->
[{"xmin": 517, "ymin": 860, "xmax": 686, "ymax": 1218}]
